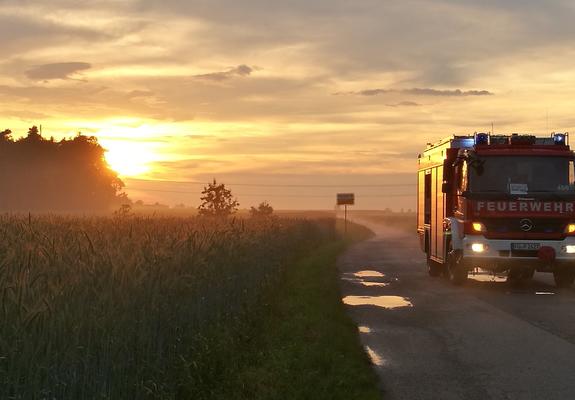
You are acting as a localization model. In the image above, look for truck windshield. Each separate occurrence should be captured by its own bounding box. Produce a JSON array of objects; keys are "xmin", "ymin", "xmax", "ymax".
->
[{"xmin": 468, "ymin": 156, "xmax": 575, "ymax": 194}]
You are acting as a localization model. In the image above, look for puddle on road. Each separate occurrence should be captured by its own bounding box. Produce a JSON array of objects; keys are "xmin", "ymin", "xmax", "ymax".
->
[
  {"xmin": 361, "ymin": 281, "xmax": 389, "ymax": 287},
  {"xmin": 354, "ymin": 270, "xmax": 385, "ymax": 278},
  {"xmin": 342, "ymin": 277, "xmax": 389, "ymax": 287},
  {"xmin": 342, "ymin": 270, "xmax": 390, "ymax": 287},
  {"xmin": 365, "ymin": 345, "xmax": 386, "ymax": 366},
  {"xmin": 468, "ymin": 273, "xmax": 507, "ymax": 283},
  {"xmin": 343, "ymin": 295, "xmax": 413, "ymax": 309},
  {"xmin": 358, "ymin": 326, "xmax": 372, "ymax": 333}
]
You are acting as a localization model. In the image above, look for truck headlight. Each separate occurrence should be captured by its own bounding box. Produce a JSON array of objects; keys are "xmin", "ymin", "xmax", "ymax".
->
[
  {"xmin": 563, "ymin": 245, "xmax": 575, "ymax": 254},
  {"xmin": 471, "ymin": 243, "xmax": 486, "ymax": 253}
]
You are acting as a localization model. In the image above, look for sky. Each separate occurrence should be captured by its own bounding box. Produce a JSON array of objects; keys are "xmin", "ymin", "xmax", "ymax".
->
[{"xmin": 2, "ymin": 0, "xmax": 575, "ymax": 209}]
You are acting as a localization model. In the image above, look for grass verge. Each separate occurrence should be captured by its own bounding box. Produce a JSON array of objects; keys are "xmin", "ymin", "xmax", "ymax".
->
[{"xmin": 208, "ymin": 223, "xmax": 380, "ymax": 400}]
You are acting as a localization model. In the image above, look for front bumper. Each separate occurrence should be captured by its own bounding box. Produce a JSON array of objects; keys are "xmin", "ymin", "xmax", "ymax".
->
[{"xmin": 461, "ymin": 235, "xmax": 575, "ymax": 269}]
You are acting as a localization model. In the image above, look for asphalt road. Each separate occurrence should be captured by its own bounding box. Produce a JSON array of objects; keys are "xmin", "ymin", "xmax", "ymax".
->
[{"xmin": 339, "ymin": 219, "xmax": 575, "ymax": 400}]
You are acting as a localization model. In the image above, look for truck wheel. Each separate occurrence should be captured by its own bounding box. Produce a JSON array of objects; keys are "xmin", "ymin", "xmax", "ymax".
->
[
  {"xmin": 553, "ymin": 268, "xmax": 575, "ymax": 288},
  {"xmin": 447, "ymin": 248, "xmax": 468, "ymax": 285},
  {"xmin": 507, "ymin": 268, "xmax": 534, "ymax": 287},
  {"xmin": 507, "ymin": 269, "xmax": 522, "ymax": 287},
  {"xmin": 523, "ymin": 268, "xmax": 535, "ymax": 280},
  {"xmin": 427, "ymin": 256, "xmax": 443, "ymax": 277}
]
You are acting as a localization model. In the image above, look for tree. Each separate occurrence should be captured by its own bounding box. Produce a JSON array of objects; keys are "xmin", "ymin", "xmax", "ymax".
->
[
  {"xmin": 26, "ymin": 125, "xmax": 41, "ymax": 141},
  {"xmin": 0, "ymin": 126, "xmax": 127, "ymax": 211},
  {"xmin": 198, "ymin": 179, "xmax": 239, "ymax": 217},
  {"xmin": 250, "ymin": 201, "xmax": 274, "ymax": 218},
  {"xmin": 0, "ymin": 129, "xmax": 12, "ymax": 142}
]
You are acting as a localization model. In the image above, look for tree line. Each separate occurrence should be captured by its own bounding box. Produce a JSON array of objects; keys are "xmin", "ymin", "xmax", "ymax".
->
[
  {"xmin": 0, "ymin": 126, "xmax": 274, "ymax": 215},
  {"xmin": 0, "ymin": 126, "xmax": 127, "ymax": 211}
]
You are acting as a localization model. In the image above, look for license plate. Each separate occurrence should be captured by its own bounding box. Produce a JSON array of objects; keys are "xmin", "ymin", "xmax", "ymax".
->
[{"xmin": 511, "ymin": 243, "xmax": 540, "ymax": 251}]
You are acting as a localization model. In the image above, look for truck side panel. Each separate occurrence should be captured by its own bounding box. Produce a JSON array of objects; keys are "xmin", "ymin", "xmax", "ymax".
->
[
  {"xmin": 431, "ymin": 167, "xmax": 438, "ymax": 258},
  {"xmin": 417, "ymin": 171, "xmax": 425, "ymax": 229},
  {"xmin": 417, "ymin": 170, "xmax": 426, "ymax": 252},
  {"xmin": 436, "ymin": 164, "xmax": 445, "ymax": 261}
]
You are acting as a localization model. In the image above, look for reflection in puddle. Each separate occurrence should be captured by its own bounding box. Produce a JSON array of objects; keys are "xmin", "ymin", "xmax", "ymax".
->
[
  {"xmin": 535, "ymin": 292, "xmax": 555, "ymax": 295},
  {"xmin": 358, "ymin": 326, "xmax": 372, "ymax": 333},
  {"xmin": 468, "ymin": 273, "xmax": 507, "ymax": 283},
  {"xmin": 361, "ymin": 282, "xmax": 389, "ymax": 287},
  {"xmin": 365, "ymin": 345, "xmax": 385, "ymax": 366},
  {"xmin": 343, "ymin": 295, "xmax": 413, "ymax": 309},
  {"xmin": 342, "ymin": 270, "xmax": 390, "ymax": 287},
  {"xmin": 354, "ymin": 270, "xmax": 385, "ymax": 278}
]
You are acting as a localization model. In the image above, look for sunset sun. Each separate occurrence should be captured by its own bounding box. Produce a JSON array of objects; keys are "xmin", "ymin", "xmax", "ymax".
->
[{"xmin": 102, "ymin": 140, "xmax": 156, "ymax": 177}]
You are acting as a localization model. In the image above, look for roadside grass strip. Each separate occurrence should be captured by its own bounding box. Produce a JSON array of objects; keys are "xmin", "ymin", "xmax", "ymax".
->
[{"xmin": 209, "ymin": 223, "xmax": 380, "ymax": 400}]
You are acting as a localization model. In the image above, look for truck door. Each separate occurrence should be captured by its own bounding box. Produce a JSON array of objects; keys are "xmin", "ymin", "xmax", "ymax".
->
[
  {"xmin": 424, "ymin": 171, "xmax": 431, "ymax": 225},
  {"xmin": 456, "ymin": 161, "xmax": 468, "ymax": 214},
  {"xmin": 424, "ymin": 170, "xmax": 431, "ymax": 254},
  {"xmin": 436, "ymin": 165, "xmax": 445, "ymax": 261}
]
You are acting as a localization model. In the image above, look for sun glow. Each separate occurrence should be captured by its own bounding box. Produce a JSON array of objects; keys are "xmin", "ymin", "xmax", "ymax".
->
[
  {"xmin": 79, "ymin": 120, "xmax": 175, "ymax": 178},
  {"xmin": 101, "ymin": 140, "xmax": 157, "ymax": 177}
]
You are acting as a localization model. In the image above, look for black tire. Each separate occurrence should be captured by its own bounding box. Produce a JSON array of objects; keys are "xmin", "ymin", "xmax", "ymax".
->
[
  {"xmin": 507, "ymin": 268, "xmax": 534, "ymax": 287},
  {"xmin": 522, "ymin": 268, "xmax": 535, "ymax": 280},
  {"xmin": 447, "ymin": 248, "xmax": 468, "ymax": 285},
  {"xmin": 553, "ymin": 268, "xmax": 575, "ymax": 288},
  {"xmin": 427, "ymin": 256, "xmax": 444, "ymax": 277}
]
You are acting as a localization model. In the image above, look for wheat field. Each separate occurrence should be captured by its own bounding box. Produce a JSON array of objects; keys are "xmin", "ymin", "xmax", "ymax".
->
[{"xmin": 0, "ymin": 214, "xmax": 335, "ymax": 399}]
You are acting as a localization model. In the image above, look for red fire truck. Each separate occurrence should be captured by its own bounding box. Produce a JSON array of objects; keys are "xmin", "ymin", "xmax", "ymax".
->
[{"xmin": 417, "ymin": 132, "xmax": 575, "ymax": 286}]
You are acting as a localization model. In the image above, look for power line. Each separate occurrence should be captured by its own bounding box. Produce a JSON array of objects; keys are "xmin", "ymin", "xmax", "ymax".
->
[
  {"xmin": 124, "ymin": 187, "xmax": 414, "ymax": 198},
  {"xmin": 124, "ymin": 177, "xmax": 416, "ymax": 188}
]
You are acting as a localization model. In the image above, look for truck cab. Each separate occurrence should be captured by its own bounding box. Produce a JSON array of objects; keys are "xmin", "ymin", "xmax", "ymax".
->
[{"xmin": 417, "ymin": 132, "xmax": 575, "ymax": 286}]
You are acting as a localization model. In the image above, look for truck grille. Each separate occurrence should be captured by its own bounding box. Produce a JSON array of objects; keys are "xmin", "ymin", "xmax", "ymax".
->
[{"xmin": 483, "ymin": 218, "xmax": 565, "ymax": 234}]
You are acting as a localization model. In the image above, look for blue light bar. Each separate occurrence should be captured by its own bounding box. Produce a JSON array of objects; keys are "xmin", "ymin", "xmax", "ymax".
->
[
  {"xmin": 474, "ymin": 132, "xmax": 489, "ymax": 145},
  {"xmin": 553, "ymin": 133, "xmax": 567, "ymax": 145}
]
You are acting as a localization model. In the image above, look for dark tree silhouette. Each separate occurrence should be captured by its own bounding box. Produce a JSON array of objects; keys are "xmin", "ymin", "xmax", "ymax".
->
[
  {"xmin": 198, "ymin": 179, "xmax": 239, "ymax": 217},
  {"xmin": 0, "ymin": 129, "xmax": 11, "ymax": 142},
  {"xmin": 250, "ymin": 201, "xmax": 274, "ymax": 218},
  {"xmin": 0, "ymin": 126, "xmax": 127, "ymax": 211},
  {"xmin": 26, "ymin": 126, "xmax": 41, "ymax": 141}
]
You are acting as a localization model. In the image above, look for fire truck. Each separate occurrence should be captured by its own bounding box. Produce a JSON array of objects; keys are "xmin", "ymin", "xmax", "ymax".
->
[{"xmin": 417, "ymin": 132, "xmax": 575, "ymax": 286}]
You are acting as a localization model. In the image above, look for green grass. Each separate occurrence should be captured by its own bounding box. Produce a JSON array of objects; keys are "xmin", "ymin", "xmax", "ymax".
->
[{"xmin": 209, "ymin": 223, "xmax": 381, "ymax": 400}]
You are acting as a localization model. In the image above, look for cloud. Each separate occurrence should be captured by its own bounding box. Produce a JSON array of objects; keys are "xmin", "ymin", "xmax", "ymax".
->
[
  {"xmin": 25, "ymin": 62, "xmax": 91, "ymax": 80},
  {"xmin": 0, "ymin": 11, "xmax": 112, "ymax": 58},
  {"xmin": 0, "ymin": 109, "xmax": 51, "ymax": 120},
  {"xmin": 192, "ymin": 65, "xmax": 254, "ymax": 82},
  {"xmin": 127, "ymin": 90, "xmax": 155, "ymax": 98},
  {"xmin": 0, "ymin": 84, "xmax": 165, "ymax": 121},
  {"xmin": 386, "ymin": 101, "xmax": 421, "ymax": 107},
  {"xmin": 404, "ymin": 88, "xmax": 493, "ymax": 97},
  {"xmin": 338, "ymin": 88, "xmax": 493, "ymax": 97},
  {"xmin": 1, "ymin": 0, "xmax": 575, "ymax": 211}
]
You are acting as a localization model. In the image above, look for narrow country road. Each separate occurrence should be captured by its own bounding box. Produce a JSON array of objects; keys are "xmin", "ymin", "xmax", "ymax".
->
[{"xmin": 339, "ymin": 219, "xmax": 575, "ymax": 400}]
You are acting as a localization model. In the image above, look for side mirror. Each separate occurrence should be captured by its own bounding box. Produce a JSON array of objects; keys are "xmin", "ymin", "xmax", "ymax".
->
[{"xmin": 442, "ymin": 182, "xmax": 452, "ymax": 193}]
